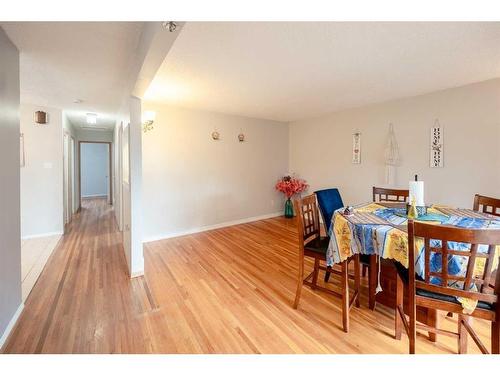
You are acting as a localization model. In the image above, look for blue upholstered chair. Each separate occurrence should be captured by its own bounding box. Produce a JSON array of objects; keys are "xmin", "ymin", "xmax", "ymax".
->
[
  {"xmin": 314, "ymin": 188, "xmax": 344, "ymax": 235},
  {"xmin": 314, "ymin": 188, "xmax": 344, "ymax": 283}
]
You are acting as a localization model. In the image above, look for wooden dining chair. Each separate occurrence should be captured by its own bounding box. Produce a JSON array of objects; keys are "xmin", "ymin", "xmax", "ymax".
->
[
  {"xmin": 395, "ymin": 220, "xmax": 500, "ymax": 354},
  {"xmin": 473, "ymin": 194, "xmax": 500, "ymax": 217},
  {"xmin": 373, "ymin": 186, "xmax": 409, "ymax": 203},
  {"xmin": 293, "ymin": 194, "xmax": 361, "ymax": 333}
]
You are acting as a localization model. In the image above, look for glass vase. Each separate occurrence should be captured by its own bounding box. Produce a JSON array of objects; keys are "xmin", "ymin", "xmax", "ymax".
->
[{"xmin": 284, "ymin": 198, "xmax": 294, "ymax": 218}]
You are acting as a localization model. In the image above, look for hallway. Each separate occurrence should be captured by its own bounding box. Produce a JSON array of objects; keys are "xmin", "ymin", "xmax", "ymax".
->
[{"xmin": 3, "ymin": 198, "xmax": 155, "ymax": 353}]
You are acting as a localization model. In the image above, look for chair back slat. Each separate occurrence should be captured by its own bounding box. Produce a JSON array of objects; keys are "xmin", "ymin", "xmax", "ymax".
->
[
  {"xmin": 473, "ymin": 194, "xmax": 500, "ymax": 217},
  {"xmin": 408, "ymin": 220, "xmax": 500, "ymax": 306},
  {"xmin": 294, "ymin": 194, "xmax": 321, "ymax": 246},
  {"xmin": 424, "ymin": 238, "xmax": 431, "ymax": 283},
  {"xmin": 441, "ymin": 240, "xmax": 449, "ymax": 287},
  {"xmin": 373, "ymin": 186, "xmax": 409, "ymax": 203},
  {"xmin": 463, "ymin": 244, "xmax": 478, "ymax": 291},
  {"xmin": 481, "ymin": 245, "xmax": 496, "ymax": 293}
]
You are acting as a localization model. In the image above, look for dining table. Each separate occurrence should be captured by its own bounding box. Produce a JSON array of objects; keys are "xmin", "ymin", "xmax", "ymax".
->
[{"xmin": 326, "ymin": 201, "xmax": 500, "ymax": 340}]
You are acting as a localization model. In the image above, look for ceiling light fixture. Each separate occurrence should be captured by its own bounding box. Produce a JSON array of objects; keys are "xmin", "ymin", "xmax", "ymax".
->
[
  {"xmin": 86, "ymin": 113, "xmax": 97, "ymax": 125},
  {"xmin": 162, "ymin": 21, "xmax": 177, "ymax": 32},
  {"xmin": 73, "ymin": 99, "xmax": 83, "ymax": 104}
]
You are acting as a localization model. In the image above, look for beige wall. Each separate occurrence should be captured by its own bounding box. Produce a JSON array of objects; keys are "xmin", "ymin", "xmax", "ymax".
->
[
  {"xmin": 142, "ymin": 104, "xmax": 289, "ymax": 241},
  {"xmin": 289, "ymin": 79, "xmax": 500, "ymax": 209},
  {"xmin": 20, "ymin": 103, "xmax": 64, "ymax": 238},
  {"xmin": 0, "ymin": 27, "xmax": 22, "ymax": 347}
]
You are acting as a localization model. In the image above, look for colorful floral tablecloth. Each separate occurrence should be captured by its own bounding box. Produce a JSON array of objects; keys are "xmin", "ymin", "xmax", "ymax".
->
[{"xmin": 326, "ymin": 203, "xmax": 500, "ymax": 313}]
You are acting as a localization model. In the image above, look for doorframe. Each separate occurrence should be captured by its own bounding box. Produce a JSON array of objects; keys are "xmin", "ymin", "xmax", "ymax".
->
[
  {"xmin": 63, "ymin": 131, "xmax": 71, "ymax": 228},
  {"xmin": 70, "ymin": 136, "xmax": 76, "ymax": 214},
  {"xmin": 78, "ymin": 141, "xmax": 113, "ymax": 210}
]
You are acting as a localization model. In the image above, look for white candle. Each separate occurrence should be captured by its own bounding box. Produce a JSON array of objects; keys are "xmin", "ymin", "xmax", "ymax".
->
[{"xmin": 409, "ymin": 180, "xmax": 425, "ymax": 207}]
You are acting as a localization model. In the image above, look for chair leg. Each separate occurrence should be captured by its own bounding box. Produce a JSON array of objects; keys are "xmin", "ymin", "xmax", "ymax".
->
[
  {"xmin": 324, "ymin": 266, "xmax": 331, "ymax": 283},
  {"xmin": 293, "ymin": 257, "xmax": 304, "ymax": 309},
  {"xmin": 354, "ymin": 255, "xmax": 360, "ymax": 308},
  {"xmin": 408, "ymin": 284, "xmax": 416, "ymax": 354},
  {"xmin": 395, "ymin": 271, "xmax": 403, "ymax": 340},
  {"xmin": 341, "ymin": 260, "xmax": 349, "ymax": 333},
  {"xmin": 492, "ymin": 321, "xmax": 500, "ymax": 354},
  {"xmin": 312, "ymin": 258, "xmax": 319, "ymax": 289},
  {"xmin": 458, "ymin": 315, "xmax": 468, "ymax": 354}
]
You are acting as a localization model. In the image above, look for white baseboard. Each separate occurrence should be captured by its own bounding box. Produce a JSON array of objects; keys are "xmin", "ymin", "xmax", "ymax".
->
[
  {"xmin": 0, "ymin": 303, "xmax": 24, "ymax": 350},
  {"xmin": 82, "ymin": 194, "xmax": 107, "ymax": 199},
  {"xmin": 130, "ymin": 270, "xmax": 144, "ymax": 279},
  {"xmin": 143, "ymin": 211, "xmax": 283, "ymax": 243},
  {"xmin": 21, "ymin": 231, "xmax": 63, "ymax": 240}
]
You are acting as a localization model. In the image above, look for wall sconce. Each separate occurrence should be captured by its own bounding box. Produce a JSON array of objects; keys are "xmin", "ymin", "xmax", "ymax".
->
[
  {"xmin": 142, "ymin": 111, "xmax": 156, "ymax": 133},
  {"xmin": 34, "ymin": 111, "xmax": 48, "ymax": 124}
]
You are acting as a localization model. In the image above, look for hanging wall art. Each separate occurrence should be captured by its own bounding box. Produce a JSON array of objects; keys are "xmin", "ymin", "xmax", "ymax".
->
[
  {"xmin": 384, "ymin": 123, "xmax": 400, "ymax": 185},
  {"xmin": 430, "ymin": 120, "xmax": 444, "ymax": 168},
  {"xmin": 352, "ymin": 131, "xmax": 361, "ymax": 164}
]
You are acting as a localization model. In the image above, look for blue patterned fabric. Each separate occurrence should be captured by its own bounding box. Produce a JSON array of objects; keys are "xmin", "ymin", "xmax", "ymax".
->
[{"xmin": 315, "ymin": 188, "xmax": 344, "ymax": 234}]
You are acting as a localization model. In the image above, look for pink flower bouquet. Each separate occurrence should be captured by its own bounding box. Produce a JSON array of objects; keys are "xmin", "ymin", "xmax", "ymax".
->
[{"xmin": 275, "ymin": 175, "xmax": 309, "ymax": 217}]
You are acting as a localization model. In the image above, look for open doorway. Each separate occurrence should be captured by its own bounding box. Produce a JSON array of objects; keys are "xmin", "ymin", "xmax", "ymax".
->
[{"xmin": 78, "ymin": 141, "xmax": 112, "ymax": 208}]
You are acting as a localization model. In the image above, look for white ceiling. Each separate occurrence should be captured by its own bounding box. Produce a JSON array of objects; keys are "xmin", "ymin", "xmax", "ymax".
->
[
  {"xmin": 1, "ymin": 22, "xmax": 144, "ymax": 130},
  {"xmin": 145, "ymin": 22, "xmax": 500, "ymax": 122}
]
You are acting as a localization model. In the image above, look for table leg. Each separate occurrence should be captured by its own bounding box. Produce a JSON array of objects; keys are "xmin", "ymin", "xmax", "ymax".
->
[{"xmin": 368, "ymin": 255, "xmax": 377, "ymax": 310}]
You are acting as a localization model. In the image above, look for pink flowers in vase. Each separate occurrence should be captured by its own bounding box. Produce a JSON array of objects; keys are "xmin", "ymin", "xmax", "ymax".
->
[{"xmin": 275, "ymin": 175, "xmax": 309, "ymax": 199}]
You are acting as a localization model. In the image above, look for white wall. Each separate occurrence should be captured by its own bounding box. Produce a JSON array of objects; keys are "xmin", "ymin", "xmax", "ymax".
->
[
  {"xmin": 80, "ymin": 143, "xmax": 109, "ymax": 198},
  {"xmin": 142, "ymin": 104, "xmax": 289, "ymax": 241},
  {"xmin": 76, "ymin": 129, "xmax": 114, "ymax": 143},
  {"xmin": 0, "ymin": 27, "xmax": 22, "ymax": 348},
  {"xmin": 289, "ymin": 79, "xmax": 500, "ymax": 209},
  {"xmin": 20, "ymin": 104, "xmax": 64, "ymax": 238}
]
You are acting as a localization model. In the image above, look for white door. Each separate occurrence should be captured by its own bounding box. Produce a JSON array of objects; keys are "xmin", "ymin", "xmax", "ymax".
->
[{"xmin": 63, "ymin": 133, "xmax": 70, "ymax": 225}]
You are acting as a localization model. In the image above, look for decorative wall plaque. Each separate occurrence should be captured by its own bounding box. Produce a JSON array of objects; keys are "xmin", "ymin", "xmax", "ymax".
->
[
  {"xmin": 34, "ymin": 111, "xmax": 48, "ymax": 124},
  {"xmin": 352, "ymin": 132, "xmax": 361, "ymax": 164},
  {"xmin": 430, "ymin": 121, "xmax": 443, "ymax": 168}
]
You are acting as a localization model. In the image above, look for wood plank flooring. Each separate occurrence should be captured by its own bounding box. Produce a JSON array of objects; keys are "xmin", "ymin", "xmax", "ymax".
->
[{"xmin": 2, "ymin": 198, "xmax": 492, "ymax": 353}]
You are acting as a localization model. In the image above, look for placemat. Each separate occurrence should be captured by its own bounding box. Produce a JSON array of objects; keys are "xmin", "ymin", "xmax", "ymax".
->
[
  {"xmin": 434, "ymin": 207, "xmax": 498, "ymax": 220},
  {"xmin": 343, "ymin": 211, "xmax": 391, "ymax": 225}
]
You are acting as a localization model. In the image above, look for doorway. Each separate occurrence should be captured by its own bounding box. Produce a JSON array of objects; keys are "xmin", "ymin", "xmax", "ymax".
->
[{"xmin": 78, "ymin": 141, "xmax": 112, "ymax": 208}]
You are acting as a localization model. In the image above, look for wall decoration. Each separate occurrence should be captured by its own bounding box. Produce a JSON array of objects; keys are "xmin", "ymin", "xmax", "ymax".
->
[
  {"xmin": 430, "ymin": 120, "xmax": 444, "ymax": 168},
  {"xmin": 352, "ymin": 131, "xmax": 361, "ymax": 164},
  {"xmin": 142, "ymin": 111, "xmax": 156, "ymax": 133},
  {"xmin": 211, "ymin": 130, "xmax": 220, "ymax": 140},
  {"xmin": 34, "ymin": 111, "xmax": 48, "ymax": 124},
  {"xmin": 20, "ymin": 133, "xmax": 25, "ymax": 167},
  {"xmin": 384, "ymin": 123, "xmax": 400, "ymax": 185}
]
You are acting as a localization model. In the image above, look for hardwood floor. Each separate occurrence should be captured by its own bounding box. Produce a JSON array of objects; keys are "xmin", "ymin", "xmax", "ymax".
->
[{"xmin": 2, "ymin": 198, "xmax": 492, "ymax": 353}]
